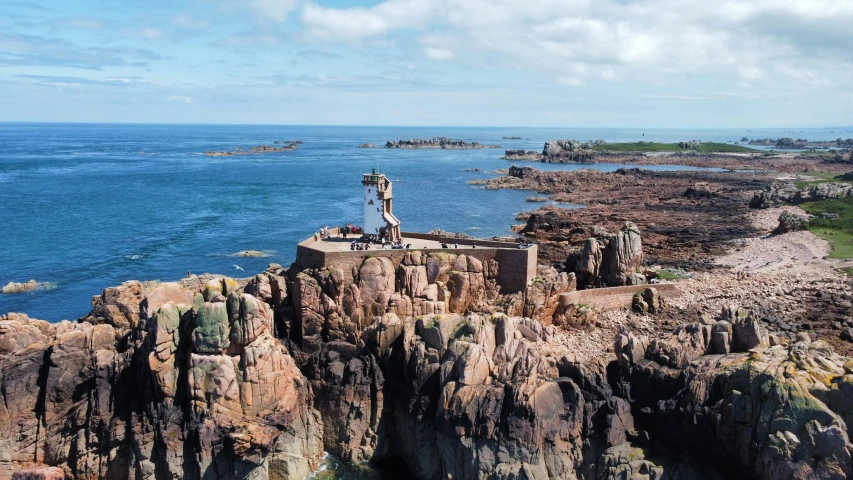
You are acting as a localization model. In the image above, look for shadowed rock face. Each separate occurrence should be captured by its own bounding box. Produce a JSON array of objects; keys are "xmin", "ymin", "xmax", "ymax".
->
[
  {"xmin": 2, "ymin": 266, "xmax": 853, "ymax": 480},
  {"xmin": 0, "ymin": 280, "xmax": 322, "ymax": 480},
  {"xmin": 567, "ymin": 222, "xmax": 644, "ymax": 288}
]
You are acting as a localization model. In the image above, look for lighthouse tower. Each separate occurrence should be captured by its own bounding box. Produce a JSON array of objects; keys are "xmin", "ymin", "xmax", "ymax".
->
[{"xmin": 362, "ymin": 168, "xmax": 401, "ymax": 240}]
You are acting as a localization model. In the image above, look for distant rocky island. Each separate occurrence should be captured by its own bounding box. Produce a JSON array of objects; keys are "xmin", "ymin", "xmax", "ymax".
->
[
  {"xmin": 748, "ymin": 137, "xmax": 853, "ymax": 149},
  {"xmin": 503, "ymin": 139, "xmax": 762, "ymax": 163},
  {"xmin": 384, "ymin": 137, "xmax": 500, "ymax": 149},
  {"xmin": 357, "ymin": 143, "xmax": 376, "ymax": 148},
  {"xmin": 204, "ymin": 142, "xmax": 299, "ymax": 156}
]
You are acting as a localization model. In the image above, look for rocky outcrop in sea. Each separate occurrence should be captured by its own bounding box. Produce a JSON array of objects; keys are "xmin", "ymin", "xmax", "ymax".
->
[
  {"xmin": 204, "ymin": 143, "xmax": 299, "ymax": 156},
  {"xmin": 384, "ymin": 137, "xmax": 500, "ymax": 149}
]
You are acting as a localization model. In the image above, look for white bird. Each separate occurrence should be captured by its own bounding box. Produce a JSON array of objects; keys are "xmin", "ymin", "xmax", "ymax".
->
[{"xmin": 233, "ymin": 264, "xmax": 244, "ymax": 271}]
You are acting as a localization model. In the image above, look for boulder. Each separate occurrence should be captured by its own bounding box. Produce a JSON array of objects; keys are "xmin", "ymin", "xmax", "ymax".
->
[{"xmin": 774, "ymin": 211, "xmax": 810, "ymax": 234}]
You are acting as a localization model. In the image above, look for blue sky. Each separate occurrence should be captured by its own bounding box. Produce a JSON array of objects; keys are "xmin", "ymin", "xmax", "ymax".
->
[{"xmin": 1, "ymin": 0, "xmax": 851, "ymax": 127}]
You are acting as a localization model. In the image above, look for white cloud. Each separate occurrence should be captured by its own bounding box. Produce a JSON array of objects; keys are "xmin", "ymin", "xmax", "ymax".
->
[
  {"xmin": 248, "ymin": 0, "xmax": 303, "ymax": 22},
  {"xmin": 213, "ymin": 0, "xmax": 303, "ymax": 23},
  {"xmin": 300, "ymin": 0, "xmax": 434, "ymax": 42},
  {"xmin": 294, "ymin": 0, "xmax": 853, "ymax": 96},
  {"xmin": 138, "ymin": 28, "xmax": 168, "ymax": 40},
  {"xmin": 424, "ymin": 47, "xmax": 453, "ymax": 60},
  {"xmin": 167, "ymin": 95, "xmax": 193, "ymax": 103}
]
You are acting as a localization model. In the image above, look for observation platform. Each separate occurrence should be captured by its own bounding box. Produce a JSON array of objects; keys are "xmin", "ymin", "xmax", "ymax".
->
[{"xmin": 295, "ymin": 229, "xmax": 538, "ymax": 294}]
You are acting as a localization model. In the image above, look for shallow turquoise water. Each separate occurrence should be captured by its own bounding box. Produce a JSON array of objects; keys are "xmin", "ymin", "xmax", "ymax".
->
[{"xmin": 0, "ymin": 124, "xmax": 848, "ymax": 321}]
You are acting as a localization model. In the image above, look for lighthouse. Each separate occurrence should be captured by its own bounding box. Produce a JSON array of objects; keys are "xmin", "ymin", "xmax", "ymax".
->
[{"xmin": 362, "ymin": 168, "xmax": 401, "ymax": 240}]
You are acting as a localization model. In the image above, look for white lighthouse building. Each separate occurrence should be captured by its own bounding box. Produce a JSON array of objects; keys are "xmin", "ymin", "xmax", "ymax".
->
[{"xmin": 362, "ymin": 169, "xmax": 401, "ymax": 240}]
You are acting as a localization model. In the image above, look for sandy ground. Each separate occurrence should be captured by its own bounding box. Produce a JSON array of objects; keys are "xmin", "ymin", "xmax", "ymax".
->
[
  {"xmin": 713, "ymin": 206, "xmax": 830, "ymax": 273},
  {"xmin": 554, "ymin": 205, "xmax": 851, "ymax": 362}
]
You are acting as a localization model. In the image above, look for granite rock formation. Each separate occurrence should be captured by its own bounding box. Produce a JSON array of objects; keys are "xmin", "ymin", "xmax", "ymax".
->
[
  {"xmin": 2, "ymin": 262, "xmax": 852, "ymax": 480},
  {"xmin": 567, "ymin": 222, "xmax": 645, "ymax": 288},
  {"xmin": 0, "ymin": 279, "xmax": 322, "ymax": 480},
  {"xmin": 750, "ymin": 182, "xmax": 853, "ymax": 208}
]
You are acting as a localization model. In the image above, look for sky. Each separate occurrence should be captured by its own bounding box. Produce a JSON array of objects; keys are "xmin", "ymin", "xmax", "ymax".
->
[{"xmin": 0, "ymin": 0, "xmax": 851, "ymax": 127}]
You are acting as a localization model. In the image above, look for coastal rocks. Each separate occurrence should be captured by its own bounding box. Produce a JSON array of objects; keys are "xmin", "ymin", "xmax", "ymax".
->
[
  {"xmin": 631, "ymin": 287, "xmax": 663, "ymax": 314},
  {"xmin": 372, "ymin": 313, "xmax": 607, "ymax": 480},
  {"xmin": 502, "ymin": 149, "xmax": 541, "ymax": 160},
  {"xmin": 573, "ymin": 238, "xmax": 603, "ymax": 288},
  {"xmin": 356, "ymin": 143, "xmax": 376, "ymax": 148},
  {"xmin": 618, "ymin": 325, "xmax": 853, "ymax": 480},
  {"xmin": 81, "ymin": 279, "xmax": 146, "ymax": 329},
  {"xmin": 526, "ymin": 196, "xmax": 549, "ymax": 202},
  {"xmin": 1, "ymin": 280, "xmax": 55, "ymax": 294},
  {"xmin": 0, "ymin": 279, "xmax": 324, "ymax": 480},
  {"xmin": 567, "ymin": 223, "xmax": 645, "ymax": 288},
  {"xmin": 683, "ymin": 182, "xmax": 717, "ymax": 198},
  {"xmin": 231, "ymin": 250, "xmax": 267, "ymax": 257},
  {"xmin": 504, "ymin": 266, "xmax": 576, "ymax": 323},
  {"xmin": 552, "ymin": 300, "xmax": 597, "ymax": 329},
  {"xmin": 541, "ymin": 139, "xmax": 596, "ymax": 163},
  {"xmin": 750, "ymin": 181, "xmax": 853, "ymax": 208},
  {"xmin": 204, "ymin": 143, "xmax": 298, "ymax": 156},
  {"xmin": 384, "ymin": 137, "xmax": 499, "ymax": 149},
  {"xmin": 601, "ymin": 222, "xmax": 644, "ymax": 286},
  {"xmin": 774, "ymin": 211, "xmax": 811, "ymax": 234},
  {"xmin": 508, "ymin": 165, "xmax": 537, "ymax": 179}
]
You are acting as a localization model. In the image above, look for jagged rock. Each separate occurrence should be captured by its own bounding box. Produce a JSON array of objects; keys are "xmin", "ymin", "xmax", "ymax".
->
[
  {"xmin": 601, "ymin": 222, "xmax": 644, "ymax": 286},
  {"xmin": 574, "ymin": 238, "xmax": 602, "ymax": 288},
  {"xmin": 504, "ymin": 267, "xmax": 575, "ymax": 323},
  {"xmin": 82, "ymin": 279, "xmax": 145, "ymax": 329},
  {"xmin": 541, "ymin": 139, "xmax": 596, "ymax": 162},
  {"xmin": 553, "ymin": 301, "xmax": 597, "ymax": 329},
  {"xmin": 0, "ymin": 283, "xmax": 324, "ymax": 480},
  {"xmin": 774, "ymin": 211, "xmax": 810, "ymax": 234},
  {"xmin": 621, "ymin": 329, "xmax": 853, "ymax": 480},
  {"xmin": 642, "ymin": 287, "xmax": 663, "ymax": 313},
  {"xmin": 751, "ymin": 181, "xmax": 853, "ymax": 208}
]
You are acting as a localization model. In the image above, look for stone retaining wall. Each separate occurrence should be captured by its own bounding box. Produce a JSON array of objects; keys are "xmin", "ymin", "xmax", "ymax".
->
[{"xmin": 559, "ymin": 283, "xmax": 682, "ymax": 311}]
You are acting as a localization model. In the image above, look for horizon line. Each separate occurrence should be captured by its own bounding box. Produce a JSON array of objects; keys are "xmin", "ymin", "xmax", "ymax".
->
[{"xmin": 1, "ymin": 121, "xmax": 852, "ymax": 131}]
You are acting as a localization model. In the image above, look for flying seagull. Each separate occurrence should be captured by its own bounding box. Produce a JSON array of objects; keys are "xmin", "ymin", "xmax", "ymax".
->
[{"xmin": 233, "ymin": 264, "xmax": 244, "ymax": 271}]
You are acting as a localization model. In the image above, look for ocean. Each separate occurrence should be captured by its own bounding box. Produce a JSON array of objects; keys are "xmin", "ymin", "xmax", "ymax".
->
[{"xmin": 1, "ymin": 123, "xmax": 850, "ymax": 322}]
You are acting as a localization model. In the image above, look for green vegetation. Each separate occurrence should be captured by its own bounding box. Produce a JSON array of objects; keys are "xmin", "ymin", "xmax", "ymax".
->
[
  {"xmin": 591, "ymin": 141, "xmax": 760, "ymax": 153},
  {"xmin": 837, "ymin": 267, "xmax": 853, "ymax": 277},
  {"xmin": 655, "ymin": 268, "xmax": 692, "ymax": 280},
  {"xmin": 801, "ymin": 197, "xmax": 853, "ymax": 259},
  {"xmin": 793, "ymin": 172, "xmax": 840, "ymax": 188}
]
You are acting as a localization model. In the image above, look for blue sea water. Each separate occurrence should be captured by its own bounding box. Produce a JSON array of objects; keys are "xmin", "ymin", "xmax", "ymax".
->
[{"xmin": 1, "ymin": 123, "xmax": 850, "ymax": 322}]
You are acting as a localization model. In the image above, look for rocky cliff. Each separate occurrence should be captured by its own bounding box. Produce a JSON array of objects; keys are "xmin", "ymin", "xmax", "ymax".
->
[{"xmin": 1, "ymin": 259, "xmax": 852, "ymax": 480}]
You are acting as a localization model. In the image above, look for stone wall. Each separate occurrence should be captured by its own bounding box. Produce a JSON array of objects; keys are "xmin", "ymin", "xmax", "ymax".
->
[{"xmin": 559, "ymin": 283, "xmax": 682, "ymax": 311}]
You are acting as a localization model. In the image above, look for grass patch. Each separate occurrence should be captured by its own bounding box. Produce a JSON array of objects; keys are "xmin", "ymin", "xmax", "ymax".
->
[
  {"xmin": 801, "ymin": 197, "xmax": 853, "ymax": 259},
  {"xmin": 793, "ymin": 172, "xmax": 840, "ymax": 188},
  {"xmin": 592, "ymin": 141, "xmax": 759, "ymax": 153},
  {"xmin": 655, "ymin": 268, "xmax": 692, "ymax": 280},
  {"xmin": 837, "ymin": 267, "xmax": 853, "ymax": 277}
]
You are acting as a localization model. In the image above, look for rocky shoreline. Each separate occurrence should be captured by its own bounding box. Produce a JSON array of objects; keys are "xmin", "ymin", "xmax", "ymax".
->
[{"xmin": 2, "ymin": 155, "xmax": 853, "ymax": 480}]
